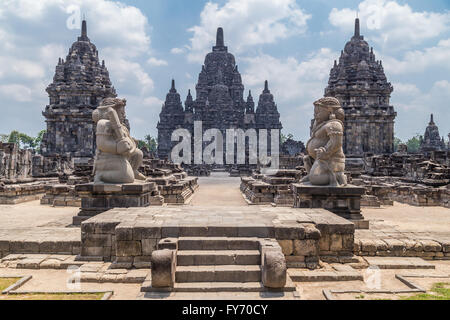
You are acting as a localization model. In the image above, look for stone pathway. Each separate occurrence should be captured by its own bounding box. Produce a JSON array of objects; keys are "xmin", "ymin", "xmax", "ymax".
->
[{"xmin": 189, "ymin": 172, "xmax": 247, "ymax": 207}]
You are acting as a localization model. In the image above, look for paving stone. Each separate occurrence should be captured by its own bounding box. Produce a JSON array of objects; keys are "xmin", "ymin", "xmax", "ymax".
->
[{"xmin": 364, "ymin": 257, "xmax": 435, "ymax": 269}]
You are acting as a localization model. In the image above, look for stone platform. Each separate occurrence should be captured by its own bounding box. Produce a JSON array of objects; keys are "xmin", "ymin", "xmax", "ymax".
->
[
  {"xmin": 292, "ymin": 184, "xmax": 369, "ymax": 229},
  {"xmin": 78, "ymin": 206, "xmax": 355, "ymax": 269},
  {"xmin": 73, "ymin": 182, "xmax": 162, "ymax": 226},
  {"xmin": 0, "ymin": 179, "xmax": 57, "ymax": 204}
]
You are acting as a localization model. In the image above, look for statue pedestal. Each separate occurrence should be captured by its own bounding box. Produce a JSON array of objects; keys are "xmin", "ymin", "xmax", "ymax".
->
[
  {"xmin": 291, "ymin": 184, "xmax": 369, "ymax": 229},
  {"xmin": 73, "ymin": 182, "xmax": 162, "ymax": 225}
]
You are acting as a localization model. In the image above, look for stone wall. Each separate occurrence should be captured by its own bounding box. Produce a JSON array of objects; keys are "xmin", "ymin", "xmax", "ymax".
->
[
  {"xmin": 0, "ymin": 143, "xmax": 33, "ymax": 181},
  {"xmin": 0, "ymin": 179, "xmax": 57, "ymax": 204}
]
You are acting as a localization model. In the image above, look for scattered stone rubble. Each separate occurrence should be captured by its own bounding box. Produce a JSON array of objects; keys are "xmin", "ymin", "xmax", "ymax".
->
[
  {"xmin": 142, "ymin": 159, "xmax": 199, "ymax": 204},
  {"xmin": 241, "ymin": 169, "xmax": 304, "ymax": 206}
]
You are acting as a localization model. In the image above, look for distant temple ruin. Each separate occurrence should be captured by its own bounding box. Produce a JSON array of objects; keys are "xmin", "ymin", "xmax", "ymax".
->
[
  {"xmin": 157, "ymin": 28, "xmax": 282, "ymax": 163},
  {"xmin": 420, "ymin": 114, "xmax": 446, "ymax": 155},
  {"xmin": 325, "ymin": 18, "xmax": 396, "ymax": 157},
  {"xmin": 40, "ymin": 20, "xmax": 118, "ymax": 160}
]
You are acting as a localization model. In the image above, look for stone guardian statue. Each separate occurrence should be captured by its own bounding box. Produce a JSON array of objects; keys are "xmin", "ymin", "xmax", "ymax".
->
[
  {"xmin": 92, "ymin": 98, "xmax": 146, "ymax": 184},
  {"xmin": 301, "ymin": 97, "xmax": 347, "ymax": 187}
]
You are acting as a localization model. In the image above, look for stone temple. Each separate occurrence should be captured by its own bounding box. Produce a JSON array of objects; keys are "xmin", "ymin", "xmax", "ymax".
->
[
  {"xmin": 40, "ymin": 20, "xmax": 119, "ymax": 160},
  {"xmin": 325, "ymin": 18, "xmax": 396, "ymax": 157},
  {"xmin": 420, "ymin": 114, "xmax": 446, "ymax": 155},
  {"xmin": 157, "ymin": 28, "xmax": 282, "ymax": 162}
]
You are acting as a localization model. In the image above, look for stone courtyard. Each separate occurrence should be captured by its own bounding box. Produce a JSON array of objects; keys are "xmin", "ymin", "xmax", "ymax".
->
[
  {"xmin": 0, "ymin": 7, "xmax": 449, "ymax": 304},
  {"xmin": 0, "ymin": 172, "xmax": 449, "ymax": 300}
]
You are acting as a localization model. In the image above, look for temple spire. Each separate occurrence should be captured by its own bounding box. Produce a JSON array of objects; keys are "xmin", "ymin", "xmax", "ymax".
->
[
  {"xmin": 82, "ymin": 20, "xmax": 87, "ymax": 37},
  {"xmin": 430, "ymin": 114, "xmax": 435, "ymax": 125},
  {"xmin": 264, "ymin": 80, "xmax": 269, "ymax": 93},
  {"xmin": 354, "ymin": 18, "xmax": 360, "ymax": 38},
  {"xmin": 216, "ymin": 27, "xmax": 224, "ymax": 47},
  {"xmin": 78, "ymin": 19, "xmax": 89, "ymax": 41},
  {"xmin": 170, "ymin": 79, "xmax": 176, "ymax": 92}
]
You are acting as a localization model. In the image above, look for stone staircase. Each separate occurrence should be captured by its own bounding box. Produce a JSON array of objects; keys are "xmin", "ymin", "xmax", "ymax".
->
[{"xmin": 141, "ymin": 237, "xmax": 296, "ymax": 293}]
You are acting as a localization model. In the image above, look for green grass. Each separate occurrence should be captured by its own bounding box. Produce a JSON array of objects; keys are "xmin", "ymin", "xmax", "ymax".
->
[
  {"xmin": 0, "ymin": 278, "xmax": 21, "ymax": 292},
  {"xmin": 401, "ymin": 282, "xmax": 450, "ymax": 301},
  {"xmin": 0, "ymin": 292, "xmax": 105, "ymax": 300}
]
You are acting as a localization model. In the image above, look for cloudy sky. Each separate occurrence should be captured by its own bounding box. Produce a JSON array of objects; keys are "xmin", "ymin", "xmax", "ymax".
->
[{"xmin": 0, "ymin": 0, "xmax": 449, "ymax": 143}]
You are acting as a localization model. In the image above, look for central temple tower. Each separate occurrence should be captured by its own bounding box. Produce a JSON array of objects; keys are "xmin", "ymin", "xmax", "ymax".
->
[{"xmin": 157, "ymin": 28, "xmax": 282, "ymax": 163}]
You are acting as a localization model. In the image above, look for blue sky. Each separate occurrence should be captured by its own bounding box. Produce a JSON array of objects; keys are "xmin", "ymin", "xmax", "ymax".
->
[{"xmin": 0, "ymin": 0, "xmax": 449, "ymax": 144}]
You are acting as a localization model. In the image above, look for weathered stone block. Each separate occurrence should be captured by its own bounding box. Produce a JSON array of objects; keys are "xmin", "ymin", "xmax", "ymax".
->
[
  {"xmin": 151, "ymin": 249, "xmax": 176, "ymax": 288},
  {"xmin": 293, "ymin": 239, "xmax": 318, "ymax": 256},
  {"xmin": 81, "ymin": 246, "xmax": 104, "ymax": 257},
  {"xmin": 262, "ymin": 251, "xmax": 286, "ymax": 288},
  {"xmin": 82, "ymin": 234, "xmax": 111, "ymax": 247},
  {"xmin": 142, "ymin": 239, "xmax": 157, "ymax": 256},
  {"xmin": 115, "ymin": 225, "xmax": 133, "ymax": 241},
  {"xmin": 10, "ymin": 241, "xmax": 39, "ymax": 253},
  {"xmin": 278, "ymin": 240, "xmax": 293, "ymax": 256},
  {"xmin": 116, "ymin": 241, "xmax": 142, "ymax": 257},
  {"xmin": 330, "ymin": 234, "xmax": 343, "ymax": 251},
  {"xmin": 319, "ymin": 233, "xmax": 330, "ymax": 251}
]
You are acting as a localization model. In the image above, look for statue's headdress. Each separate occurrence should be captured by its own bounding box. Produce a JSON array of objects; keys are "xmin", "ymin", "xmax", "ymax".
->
[{"xmin": 313, "ymin": 97, "xmax": 341, "ymax": 109}]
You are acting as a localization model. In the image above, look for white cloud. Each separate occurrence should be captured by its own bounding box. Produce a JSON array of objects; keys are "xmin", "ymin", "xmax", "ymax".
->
[
  {"xmin": 380, "ymin": 39, "xmax": 450, "ymax": 75},
  {"xmin": 329, "ymin": 0, "xmax": 450, "ymax": 50},
  {"xmin": 0, "ymin": 56, "xmax": 45, "ymax": 80},
  {"xmin": 147, "ymin": 57, "xmax": 168, "ymax": 67},
  {"xmin": 243, "ymin": 48, "xmax": 336, "ymax": 103},
  {"xmin": 106, "ymin": 58, "xmax": 154, "ymax": 95},
  {"xmin": 143, "ymin": 96, "xmax": 164, "ymax": 108},
  {"xmin": 171, "ymin": 47, "xmax": 185, "ymax": 55},
  {"xmin": 0, "ymin": 0, "xmax": 158, "ymax": 137},
  {"xmin": 391, "ymin": 80, "xmax": 450, "ymax": 140},
  {"xmin": 0, "ymin": 84, "xmax": 33, "ymax": 102},
  {"xmin": 242, "ymin": 48, "xmax": 337, "ymax": 140},
  {"xmin": 186, "ymin": 0, "xmax": 311, "ymax": 62}
]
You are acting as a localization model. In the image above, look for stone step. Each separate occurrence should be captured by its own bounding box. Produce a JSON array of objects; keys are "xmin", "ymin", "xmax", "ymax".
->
[
  {"xmin": 177, "ymin": 250, "xmax": 260, "ymax": 266},
  {"xmin": 175, "ymin": 265, "xmax": 261, "ymax": 283},
  {"xmin": 141, "ymin": 278, "xmax": 296, "ymax": 293},
  {"xmin": 177, "ymin": 237, "xmax": 260, "ymax": 251}
]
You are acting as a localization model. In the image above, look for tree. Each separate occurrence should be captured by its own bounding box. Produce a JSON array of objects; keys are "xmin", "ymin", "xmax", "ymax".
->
[
  {"xmin": 33, "ymin": 130, "xmax": 46, "ymax": 153},
  {"xmin": 7, "ymin": 130, "xmax": 21, "ymax": 145},
  {"xmin": 1, "ymin": 130, "xmax": 46, "ymax": 151},
  {"xmin": 281, "ymin": 133, "xmax": 294, "ymax": 144},
  {"xmin": 144, "ymin": 134, "xmax": 158, "ymax": 154},
  {"xmin": 406, "ymin": 136, "xmax": 421, "ymax": 153},
  {"xmin": 136, "ymin": 135, "xmax": 158, "ymax": 155}
]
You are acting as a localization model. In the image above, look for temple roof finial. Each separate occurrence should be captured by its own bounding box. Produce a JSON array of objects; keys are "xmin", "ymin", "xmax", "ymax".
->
[
  {"xmin": 170, "ymin": 79, "xmax": 177, "ymax": 93},
  {"xmin": 264, "ymin": 80, "xmax": 269, "ymax": 92},
  {"xmin": 216, "ymin": 27, "xmax": 224, "ymax": 47},
  {"xmin": 354, "ymin": 17, "xmax": 360, "ymax": 38},
  {"xmin": 78, "ymin": 19, "xmax": 89, "ymax": 41},
  {"xmin": 82, "ymin": 19, "xmax": 87, "ymax": 37},
  {"xmin": 430, "ymin": 114, "xmax": 435, "ymax": 125}
]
